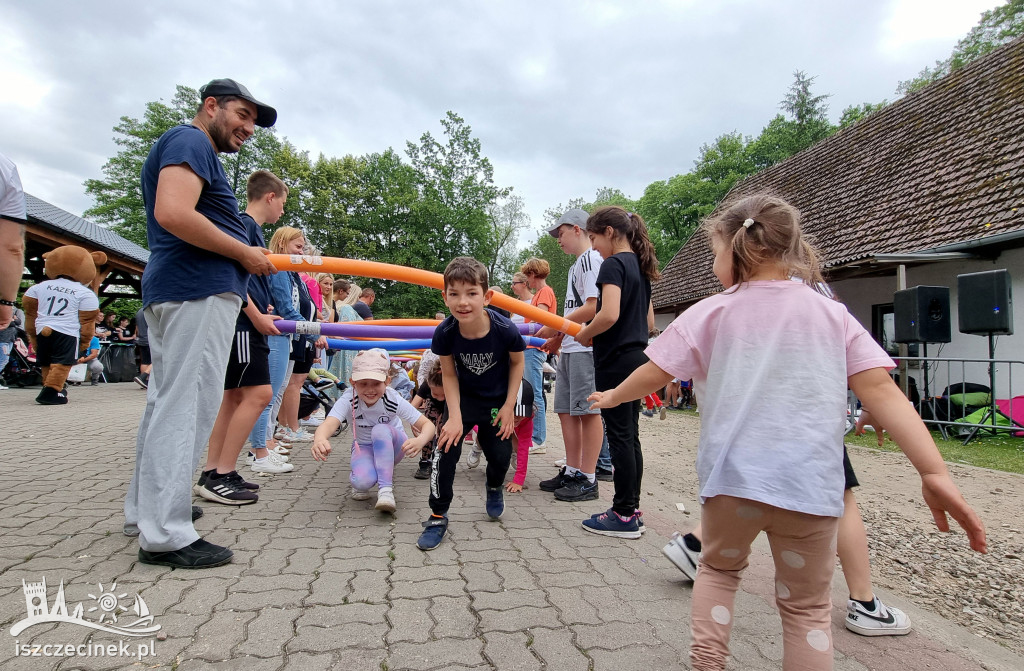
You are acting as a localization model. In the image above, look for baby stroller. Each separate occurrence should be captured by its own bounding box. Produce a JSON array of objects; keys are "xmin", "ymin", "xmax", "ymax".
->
[
  {"xmin": 2, "ymin": 327, "xmax": 42, "ymax": 388},
  {"xmin": 299, "ymin": 379, "xmax": 346, "ymax": 436}
]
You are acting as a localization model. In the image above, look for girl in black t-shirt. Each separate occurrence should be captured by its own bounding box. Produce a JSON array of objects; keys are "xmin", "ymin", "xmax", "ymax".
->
[
  {"xmin": 112, "ymin": 316, "xmax": 136, "ymax": 343},
  {"xmin": 410, "ymin": 359, "xmax": 446, "ymax": 480},
  {"xmin": 574, "ymin": 206, "xmax": 660, "ymax": 539}
]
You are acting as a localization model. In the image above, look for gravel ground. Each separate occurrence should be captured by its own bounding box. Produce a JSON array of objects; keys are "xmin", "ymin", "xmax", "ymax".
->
[{"xmin": 547, "ymin": 407, "xmax": 1024, "ymax": 656}]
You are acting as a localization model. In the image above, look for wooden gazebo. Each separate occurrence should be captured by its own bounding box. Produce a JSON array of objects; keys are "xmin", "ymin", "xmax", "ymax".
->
[{"xmin": 23, "ymin": 194, "xmax": 148, "ymax": 306}]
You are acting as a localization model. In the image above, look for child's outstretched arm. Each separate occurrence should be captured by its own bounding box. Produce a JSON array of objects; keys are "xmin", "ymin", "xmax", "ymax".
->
[
  {"xmin": 575, "ymin": 285, "xmax": 620, "ymax": 348},
  {"xmin": 588, "ymin": 360, "xmax": 675, "ymax": 410},
  {"xmin": 310, "ymin": 416, "xmax": 341, "ymax": 461},
  {"xmin": 437, "ymin": 355, "xmax": 464, "ymax": 451},
  {"xmin": 402, "ymin": 416, "xmax": 436, "ymax": 458},
  {"xmin": 849, "ymin": 367, "xmax": 987, "ymax": 553},
  {"xmin": 536, "ymin": 296, "xmax": 597, "ymax": 345}
]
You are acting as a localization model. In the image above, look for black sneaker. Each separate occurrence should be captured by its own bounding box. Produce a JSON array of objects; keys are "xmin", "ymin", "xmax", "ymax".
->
[
  {"xmin": 191, "ymin": 506, "xmax": 204, "ymax": 522},
  {"xmin": 554, "ymin": 472, "xmax": 599, "ymax": 502},
  {"xmin": 539, "ymin": 466, "xmax": 568, "ymax": 492},
  {"xmin": 193, "ymin": 469, "xmax": 214, "ymax": 496},
  {"xmin": 414, "ymin": 460, "xmax": 431, "ymax": 480},
  {"xmin": 223, "ymin": 470, "xmax": 260, "ymax": 491},
  {"xmin": 138, "ymin": 538, "xmax": 233, "ymax": 569},
  {"xmin": 197, "ymin": 473, "xmax": 259, "ymax": 506},
  {"xmin": 134, "ymin": 375, "xmax": 148, "ymax": 389},
  {"xmin": 485, "ymin": 486, "xmax": 504, "ymax": 519},
  {"xmin": 36, "ymin": 386, "xmax": 68, "ymax": 405},
  {"xmin": 595, "ymin": 467, "xmax": 614, "ymax": 482}
]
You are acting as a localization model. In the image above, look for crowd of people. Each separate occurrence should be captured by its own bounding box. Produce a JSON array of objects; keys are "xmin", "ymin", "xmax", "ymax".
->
[{"xmin": 2, "ymin": 78, "xmax": 989, "ymax": 671}]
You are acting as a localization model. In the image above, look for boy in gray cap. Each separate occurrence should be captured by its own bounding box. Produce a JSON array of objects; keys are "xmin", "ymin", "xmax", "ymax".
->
[{"xmin": 535, "ymin": 209, "xmax": 606, "ymax": 503}]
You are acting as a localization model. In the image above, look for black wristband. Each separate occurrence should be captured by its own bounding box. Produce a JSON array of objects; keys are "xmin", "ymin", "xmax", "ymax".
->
[{"xmin": 0, "ymin": 299, "xmax": 15, "ymax": 306}]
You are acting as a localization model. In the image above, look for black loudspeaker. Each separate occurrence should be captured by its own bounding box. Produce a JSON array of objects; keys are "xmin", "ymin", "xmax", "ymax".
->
[
  {"xmin": 958, "ymin": 270, "xmax": 1013, "ymax": 335},
  {"xmin": 894, "ymin": 286, "xmax": 951, "ymax": 343}
]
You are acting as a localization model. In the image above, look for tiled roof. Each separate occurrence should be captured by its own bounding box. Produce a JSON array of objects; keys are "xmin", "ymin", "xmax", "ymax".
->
[
  {"xmin": 653, "ymin": 36, "xmax": 1024, "ymax": 310},
  {"xmin": 26, "ymin": 194, "xmax": 150, "ymax": 266}
]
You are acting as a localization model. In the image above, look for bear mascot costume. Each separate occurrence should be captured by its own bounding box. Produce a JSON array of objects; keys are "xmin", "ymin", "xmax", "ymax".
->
[{"xmin": 22, "ymin": 246, "xmax": 106, "ymax": 404}]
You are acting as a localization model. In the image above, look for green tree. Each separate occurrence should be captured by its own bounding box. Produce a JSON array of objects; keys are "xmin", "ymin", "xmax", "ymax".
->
[
  {"xmin": 262, "ymin": 141, "xmax": 313, "ymax": 237},
  {"xmin": 838, "ymin": 101, "xmax": 889, "ymax": 129},
  {"xmin": 405, "ymin": 112, "xmax": 511, "ymax": 267},
  {"xmin": 223, "ymin": 128, "xmax": 285, "ymax": 208},
  {"xmin": 300, "ymin": 154, "xmax": 364, "ymax": 259},
  {"xmin": 633, "ymin": 72, "xmax": 841, "ymax": 268},
  {"xmin": 84, "ymin": 85, "xmax": 199, "ymax": 247},
  {"xmin": 779, "ymin": 70, "xmax": 834, "ymax": 149},
  {"xmin": 483, "ymin": 194, "xmax": 530, "ymax": 286},
  {"xmin": 746, "ymin": 72, "xmax": 836, "ymax": 170},
  {"xmin": 521, "ymin": 191, "xmax": 637, "ymax": 308},
  {"xmin": 355, "ymin": 149, "xmax": 445, "ymax": 319},
  {"xmin": 85, "ymin": 84, "xmax": 295, "ymax": 248},
  {"xmin": 638, "ymin": 172, "xmax": 721, "ymax": 266},
  {"xmin": 898, "ymin": 0, "xmax": 1024, "ymax": 94},
  {"xmin": 636, "ymin": 134, "xmax": 754, "ymax": 266}
]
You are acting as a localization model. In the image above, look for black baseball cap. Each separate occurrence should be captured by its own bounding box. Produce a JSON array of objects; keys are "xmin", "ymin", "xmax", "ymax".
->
[{"xmin": 199, "ymin": 78, "xmax": 277, "ymax": 127}]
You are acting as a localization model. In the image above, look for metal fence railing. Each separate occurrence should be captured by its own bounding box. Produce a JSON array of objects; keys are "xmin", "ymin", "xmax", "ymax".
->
[{"xmin": 859, "ymin": 356, "xmax": 1024, "ymax": 445}]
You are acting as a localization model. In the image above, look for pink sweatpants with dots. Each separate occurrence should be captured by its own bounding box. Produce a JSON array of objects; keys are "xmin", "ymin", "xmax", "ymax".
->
[
  {"xmin": 691, "ymin": 495, "xmax": 839, "ymax": 671},
  {"xmin": 350, "ymin": 423, "xmax": 407, "ymax": 491}
]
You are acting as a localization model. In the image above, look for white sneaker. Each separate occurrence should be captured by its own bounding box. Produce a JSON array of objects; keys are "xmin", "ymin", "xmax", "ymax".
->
[
  {"xmin": 300, "ymin": 416, "xmax": 323, "ymax": 427},
  {"xmin": 351, "ymin": 488, "xmax": 371, "ymax": 501},
  {"xmin": 466, "ymin": 448, "xmax": 482, "ymax": 468},
  {"xmin": 246, "ymin": 451, "xmax": 290, "ymax": 465},
  {"xmin": 284, "ymin": 428, "xmax": 314, "ymax": 442},
  {"xmin": 375, "ymin": 487, "xmax": 396, "ymax": 513},
  {"xmin": 250, "ymin": 454, "xmax": 295, "ymax": 474},
  {"xmin": 270, "ymin": 444, "xmax": 291, "ymax": 456},
  {"xmin": 662, "ymin": 532, "xmax": 700, "ymax": 581},
  {"xmin": 845, "ymin": 597, "xmax": 911, "ymax": 636},
  {"xmin": 528, "ymin": 443, "xmax": 547, "ymax": 455},
  {"xmin": 274, "ymin": 426, "xmax": 288, "ymax": 440},
  {"xmin": 553, "ymin": 458, "xmax": 566, "ymax": 468}
]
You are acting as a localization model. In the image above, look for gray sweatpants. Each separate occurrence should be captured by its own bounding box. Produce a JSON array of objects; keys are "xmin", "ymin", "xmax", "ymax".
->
[{"xmin": 123, "ymin": 293, "xmax": 242, "ymax": 552}]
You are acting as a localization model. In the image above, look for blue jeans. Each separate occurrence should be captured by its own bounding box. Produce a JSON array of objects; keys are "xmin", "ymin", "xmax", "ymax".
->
[
  {"xmin": 252, "ymin": 335, "xmax": 291, "ymax": 448},
  {"xmin": 524, "ymin": 348, "xmax": 546, "ymax": 445},
  {"xmin": 0, "ymin": 342, "xmax": 11, "ymax": 378}
]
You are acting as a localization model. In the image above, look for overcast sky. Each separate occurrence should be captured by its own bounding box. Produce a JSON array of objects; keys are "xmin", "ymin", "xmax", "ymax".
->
[{"xmin": 0, "ymin": 0, "xmax": 1001, "ymax": 247}]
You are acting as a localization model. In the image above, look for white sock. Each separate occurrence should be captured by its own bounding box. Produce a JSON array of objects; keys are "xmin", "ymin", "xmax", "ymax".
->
[
  {"xmin": 564, "ymin": 466, "xmax": 579, "ymax": 476},
  {"xmin": 254, "ymin": 456, "xmax": 268, "ymax": 464},
  {"xmin": 582, "ymin": 472, "xmax": 596, "ymax": 483}
]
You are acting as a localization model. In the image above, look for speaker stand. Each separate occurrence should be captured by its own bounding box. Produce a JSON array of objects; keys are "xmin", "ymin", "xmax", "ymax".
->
[
  {"xmin": 917, "ymin": 342, "xmax": 952, "ymax": 440},
  {"xmin": 962, "ymin": 332, "xmax": 1001, "ymax": 445}
]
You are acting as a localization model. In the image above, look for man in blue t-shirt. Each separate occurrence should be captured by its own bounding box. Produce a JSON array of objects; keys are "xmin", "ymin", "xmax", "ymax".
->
[{"xmin": 124, "ymin": 78, "xmax": 278, "ymax": 570}]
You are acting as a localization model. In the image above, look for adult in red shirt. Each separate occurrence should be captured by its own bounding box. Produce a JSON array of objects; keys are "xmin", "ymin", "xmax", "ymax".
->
[{"xmin": 520, "ymin": 258, "xmax": 557, "ymax": 452}]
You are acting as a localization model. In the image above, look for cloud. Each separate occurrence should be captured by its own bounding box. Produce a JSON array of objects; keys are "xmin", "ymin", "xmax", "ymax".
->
[{"xmin": 1, "ymin": 0, "xmax": 999, "ymax": 238}]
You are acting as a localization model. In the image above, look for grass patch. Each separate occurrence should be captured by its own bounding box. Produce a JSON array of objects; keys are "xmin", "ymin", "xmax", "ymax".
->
[{"xmin": 844, "ymin": 429, "xmax": 1024, "ymax": 474}]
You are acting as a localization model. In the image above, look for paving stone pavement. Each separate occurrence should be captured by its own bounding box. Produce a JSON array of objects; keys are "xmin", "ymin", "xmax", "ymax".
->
[{"xmin": 2, "ymin": 383, "xmax": 1022, "ymax": 671}]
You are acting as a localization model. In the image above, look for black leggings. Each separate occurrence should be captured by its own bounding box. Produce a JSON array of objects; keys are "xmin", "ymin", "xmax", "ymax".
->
[
  {"xmin": 596, "ymin": 348, "xmax": 648, "ymax": 517},
  {"xmin": 429, "ymin": 405, "xmax": 513, "ymax": 515}
]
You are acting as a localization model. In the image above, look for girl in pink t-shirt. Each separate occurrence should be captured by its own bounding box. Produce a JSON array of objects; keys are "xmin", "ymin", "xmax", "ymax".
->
[{"xmin": 589, "ymin": 194, "xmax": 986, "ymax": 671}]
